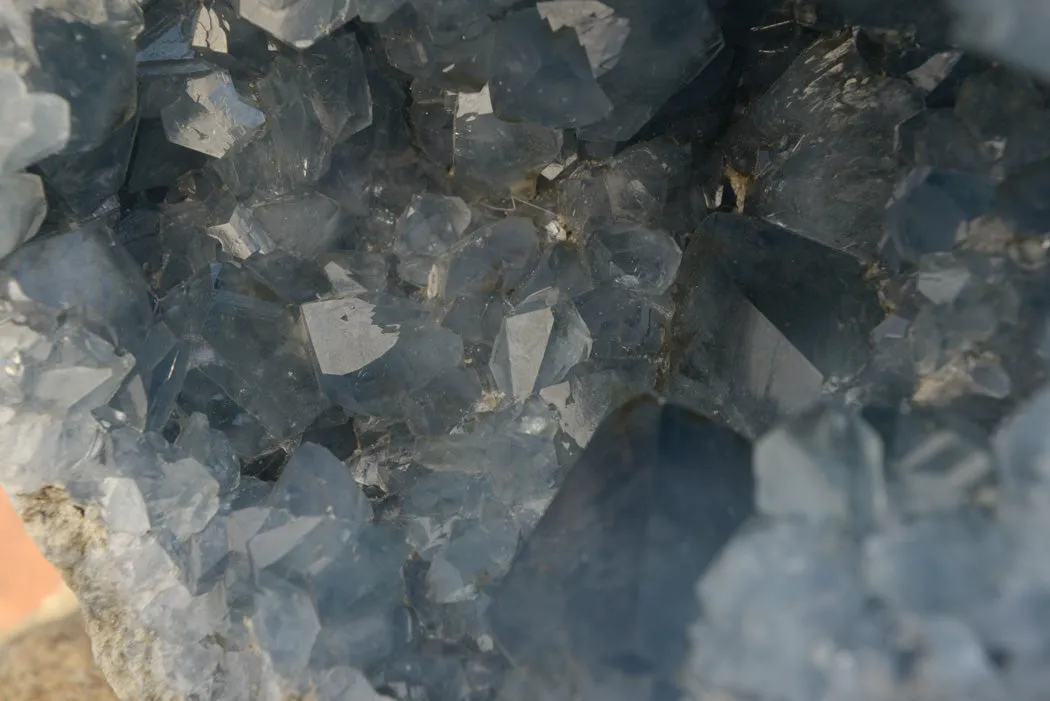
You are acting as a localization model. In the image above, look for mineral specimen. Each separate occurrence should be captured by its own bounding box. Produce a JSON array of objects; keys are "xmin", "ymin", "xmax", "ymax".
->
[{"xmin": 2, "ymin": 0, "xmax": 1050, "ymax": 700}]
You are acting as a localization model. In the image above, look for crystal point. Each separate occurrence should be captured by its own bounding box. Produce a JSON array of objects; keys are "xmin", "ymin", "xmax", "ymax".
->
[{"xmin": 492, "ymin": 398, "xmax": 754, "ymax": 699}]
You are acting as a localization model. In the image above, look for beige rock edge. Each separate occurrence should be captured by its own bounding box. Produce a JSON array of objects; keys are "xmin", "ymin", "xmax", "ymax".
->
[
  {"xmin": 5, "ymin": 486, "xmax": 379, "ymax": 701},
  {"xmin": 9, "ymin": 486, "xmax": 166, "ymax": 700}
]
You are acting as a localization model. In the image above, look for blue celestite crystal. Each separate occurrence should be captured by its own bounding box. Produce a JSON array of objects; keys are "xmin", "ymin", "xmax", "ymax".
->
[{"xmin": 2, "ymin": 1, "xmax": 1050, "ymax": 699}]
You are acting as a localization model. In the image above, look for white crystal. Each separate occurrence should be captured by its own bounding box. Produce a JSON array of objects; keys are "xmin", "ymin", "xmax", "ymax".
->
[
  {"xmin": 191, "ymin": 6, "xmax": 229, "ymax": 54},
  {"xmin": 207, "ymin": 205, "xmax": 275, "ymax": 260},
  {"xmin": 100, "ymin": 476, "xmax": 151, "ymax": 535},
  {"xmin": 687, "ymin": 522, "xmax": 867, "ymax": 701},
  {"xmin": 585, "ymin": 224, "xmax": 682, "ymax": 295},
  {"xmin": 269, "ymin": 442, "xmax": 372, "ymax": 523},
  {"xmin": 490, "ymin": 299, "xmax": 591, "ymax": 401},
  {"xmin": 302, "ymin": 297, "xmax": 400, "ymax": 377},
  {"xmin": 393, "ymin": 194, "xmax": 472, "ymax": 286},
  {"xmin": 0, "ymin": 68, "xmax": 71, "ymax": 174},
  {"xmin": 536, "ymin": 1, "xmax": 631, "ymax": 77},
  {"xmin": 0, "ymin": 172, "xmax": 47, "ymax": 261},
  {"xmin": 950, "ymin": 0, "xmax": 1050, "ymax": 79},
  {"xmin": 239, "ymin": 0, "xmax": 360, "ymax": 48},
  {"xmin": 162, "ymin": 70, "xmax": 266, "ymax": 158},
  {"xmin": 252, "ymin": 575, "xmax": 321, "ymax": 672},
  {"xmin": 754, "ymin": 404, "xmax": 887, "ymax": 529},
  {"xmin": 142, "ymin": 457, "xmax": 221, "ymax": 538}
]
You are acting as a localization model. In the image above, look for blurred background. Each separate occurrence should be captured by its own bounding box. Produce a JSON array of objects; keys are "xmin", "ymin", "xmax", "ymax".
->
[{"xmin": 0, "ymin": 487, "xmax": 116, "ymax": 701}]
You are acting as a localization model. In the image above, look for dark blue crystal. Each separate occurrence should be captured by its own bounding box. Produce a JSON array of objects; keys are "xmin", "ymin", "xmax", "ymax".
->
[{"xmin": 491, "ymin": 396, "xmax": 754, "ymax": 700}]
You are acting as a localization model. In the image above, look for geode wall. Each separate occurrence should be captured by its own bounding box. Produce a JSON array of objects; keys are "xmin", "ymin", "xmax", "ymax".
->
[{"xmin": 2, "ymin": 0, "xmax": 1050, "ymax": 700}]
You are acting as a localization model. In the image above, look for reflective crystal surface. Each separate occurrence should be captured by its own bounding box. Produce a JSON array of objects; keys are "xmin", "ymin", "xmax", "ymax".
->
[
  {"xmin": 161, "ymin": 70, "xmax": 265, "ymax": 158},
  {"xmin": 492, "ymin": 397, "xmax": 754, "ymax": 700},
  {"xmin": 4, "ymin": 3, "xmax": 1050, "ymax": 700}
]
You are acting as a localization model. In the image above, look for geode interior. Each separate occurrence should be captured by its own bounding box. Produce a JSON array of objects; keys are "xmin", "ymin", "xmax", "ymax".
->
[{"xmin": 3, "ymin": 1, "xmax": 1050, "ymax": 700}]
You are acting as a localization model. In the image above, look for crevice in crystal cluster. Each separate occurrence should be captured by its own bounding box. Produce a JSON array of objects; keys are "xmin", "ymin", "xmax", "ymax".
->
[{"xmin": 4, "ymin": 0, "xmax": 1050, "ymax": 699}]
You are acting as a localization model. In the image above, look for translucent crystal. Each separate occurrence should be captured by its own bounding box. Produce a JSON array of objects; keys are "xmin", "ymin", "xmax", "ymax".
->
[
  {"xmin": 206, "ymin": 203, "xmax": 274, "ymax": 260},
  {"xmin": 320, "ymin": 321, "xmax": 465, "ymax": 418},
  {"xmin": 215, "ymin": 40, "xmax": 371, "ymax": 197},
  {"xmin": 140, "ymin": 457, "xmax": 222, "ymax": 538},
  {"xmin": 0, "ymin": 221, "xmax": 154, "ymax": 353},
  {"xmin": 252, "ymin": 573, "xmax": 322, "ymax": 673},
  {"xmin": 303, "ymin": 296, "xmax": 401, "ymax": 378},
  {"xmin": 884, "ymin": 168, "xmax": 996, "ymax": 263},
  {"xmin": 754, "ymin": 403, "xmax": 887, "ymax": 531},
  {"xmin": 536, "ymin": 1, "xmax": 631, "ymax": 78},
  {"xmin": 268, "ymin": 442, "xmax": 373, "ymax": 523},
  {"xmin": 415, "ymin": 397, "xmax": 565, "ymax": 526},
  {"xmin": 35, "ymin": 115, "xmax": 139, "ymax": 216},
  {"xmin": 404, "ymin": 366, "xmax": 484, "ymax": 436},
  {"xmin": 161, "ymin": 70, "xmax": 265, "ymax": 158},
  {"xmin": 251, "ymin": 192, "xmax": 344, "ymax": 258},
  {"xmin": 15, "ymin": 0, "xmax": 139, "ymax": 152},
  {"xmin": 542, "ymin": 360, "xmax": 656, "ymax": 446},
  {"xmin": 883, "ymin": 409, "xmax": 995, "ymax": 515},
  {"xmin": 100, "ymin": 476, "xmax": 151, "ymax": 535},
  {"xmin": 0, "ymin": 68, "xmax": 71, "ymax": 173},
  {"xmin": 695, "ymin": 213, "xmax": 883, "ymax": 380},
  {"xmin": 994, "ymin": 387, "xmax": 1050, "ymax": 504},
  {"xmin": 428, "ymin": 217, "xmax": 541, "ymax": 300},
  {"xmin": 489, "ymin": 7, "xmax": 612, "ymax": 129},
  {"xmin": 510, "ymin": 242, "xmax": 594, "ymax": 304},
  {"xmin": 490, "ymin": 298, "xmax": 591, "ymax": 401},
  {"xmin": 321, "ymin": 251, "xmax": 390, "ymax": 296},
  {"xmin": 584, "ymin": 224, "xmax": 681, "ymax": 295},
  {"xmin": 238, "ymin": 0, "xmax": 360, "ymax": 48},
  {"xmin": 557, "ymin": 141, "xmax": 691, "ymax": 236},
  {"xmin": 896, "ymin": 109, "xmax": 994, "ymax": 175},
  {"xmin": 0, "ymin": 172, "xmax": 47, "ymax": 260},
  {"xmin": 950, "ymin": 0, "xmax": 1050, "ymax": 80},
  {"xmin": 731, "ymin": 33, "xmax": 923, "ymax": 259},
  {"xmin": 492, "ymin": 398, "xmax": 754, "ymax": 698},
  {"xmin": 573, "ymin": 285, "xmax": 668, "ymax": 360},
  {"xmin": 671, "ymin": 230, "xmax": 825, "ymax": 434},
  {"xmin": 393, "ymin": 194, "xmax": 472, "ymax": 287},
  {"xmin": 427, "ymin": 513, "xmax": 518, "ymax": 603},
  {"xmin": 863, "ymin": 511, "xmax": 1008, "ymax": 617},
  {"xmin": 125, "ymin": 120, "xmax": 207, "ymax": 193},
  {"xmin": 686, "ymin": 522, "xmax": 866, "ymax": 701},
  {"xmin": 160, "ymin": 263, "xmax": 328, "ymax": 444},
  {"xmin": 573, "ymin": 0, "xmax": 723, "ymax": 142},
  {"xmin": 376, "ymin": 2, "xmax": 508, "ymax": 87},
  {"xmin": 452, "ymin": 87, "xmax": 564, "ymax": 193},
  {"xmin": 136, "ymin": 4, "xmax": 197, "ymax": 68}
]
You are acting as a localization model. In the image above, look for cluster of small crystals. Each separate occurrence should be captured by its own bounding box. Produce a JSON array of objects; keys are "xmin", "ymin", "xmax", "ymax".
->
[{"xmin": 2, "ymin": 0, "xmax": 1050, "ymax": 699}]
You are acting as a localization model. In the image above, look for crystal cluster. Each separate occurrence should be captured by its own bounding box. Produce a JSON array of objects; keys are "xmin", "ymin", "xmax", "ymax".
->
[{"xmin": 3, "ymin": 0, "xmax": 1050, "ymax": 700}]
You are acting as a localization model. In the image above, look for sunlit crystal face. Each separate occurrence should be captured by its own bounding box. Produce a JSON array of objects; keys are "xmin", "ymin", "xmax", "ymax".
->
[{"xmin": 2, "ymin": 0, "xmax": 1050, "ymax": 699}]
